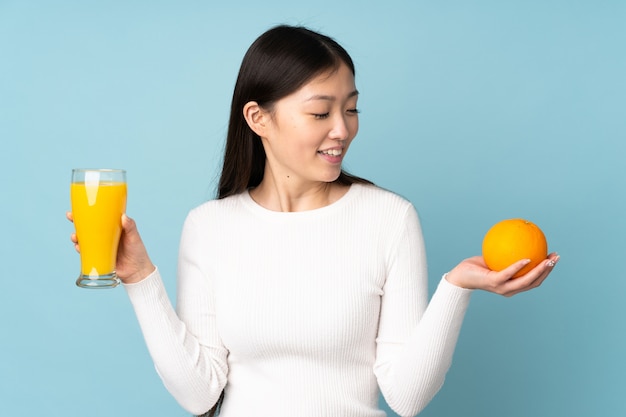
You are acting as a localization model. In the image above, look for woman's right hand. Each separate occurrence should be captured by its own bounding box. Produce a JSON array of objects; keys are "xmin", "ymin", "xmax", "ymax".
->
[{"xmin": 67, "ymin": 212, "xmax": 155, "ymax": 284}]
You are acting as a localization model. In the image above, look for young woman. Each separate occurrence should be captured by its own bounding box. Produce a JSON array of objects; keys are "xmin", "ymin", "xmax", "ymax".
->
[{"xmin": 69, "ymin": 25, "xmax": 558, "ymax": 417}]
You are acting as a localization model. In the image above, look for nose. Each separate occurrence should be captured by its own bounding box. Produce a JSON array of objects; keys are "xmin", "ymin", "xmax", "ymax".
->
[{"xmin": 330, "ymin": 114, "xmax": 356, "ymax": 141}]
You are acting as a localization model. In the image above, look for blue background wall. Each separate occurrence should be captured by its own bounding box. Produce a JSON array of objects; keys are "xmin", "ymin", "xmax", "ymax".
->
[{"xmin": 1, "ymin": 1, "xmax": 624, "ymax": 416}]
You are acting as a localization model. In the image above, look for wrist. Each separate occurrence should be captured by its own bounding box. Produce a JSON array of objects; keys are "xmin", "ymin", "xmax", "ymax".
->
[
  {"xmin": 444, "ymin": 270, "xmax": 471, "ymax": 289},
  {"xmin": 121, "ymin": 264, "xmax": 156, "ymax": 284}
]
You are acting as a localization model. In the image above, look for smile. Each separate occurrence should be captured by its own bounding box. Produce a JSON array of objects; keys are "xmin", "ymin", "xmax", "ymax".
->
[{"xmin": 318, "ymin": 149, "xmax": 343, "ymax": 156}]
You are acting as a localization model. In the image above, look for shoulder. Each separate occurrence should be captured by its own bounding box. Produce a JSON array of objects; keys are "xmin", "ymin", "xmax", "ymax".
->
[
  {"xmin": 352, "ymin": 183, "xmax": 416, "ymax": 214},
  {"xmin": 349, "ymin": 184, "xmax": 423, "ymax": 248},
  {"xmin": 185, "ymin": 192, "xmax": 247, "ymax": 224},
  {"xmin": 349, "ymin": 184, "xmax": 421, "ymax": 236}
]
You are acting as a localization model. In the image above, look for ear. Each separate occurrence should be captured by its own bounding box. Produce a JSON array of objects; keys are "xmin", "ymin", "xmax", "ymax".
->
[{"xmin": 243, "ymin": 101, "xmax": 270, "ymax": 137}]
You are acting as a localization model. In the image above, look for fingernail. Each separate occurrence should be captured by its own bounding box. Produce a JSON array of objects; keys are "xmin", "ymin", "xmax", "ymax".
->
[{"xmin": 547, "ymin": 260, "xmax": 555, "ymax": 267}]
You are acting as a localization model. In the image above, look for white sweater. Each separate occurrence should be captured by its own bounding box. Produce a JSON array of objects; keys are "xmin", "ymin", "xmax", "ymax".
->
[{"xmin": 124, "ymin": 184, "xmax": 472, "ymax": 417}]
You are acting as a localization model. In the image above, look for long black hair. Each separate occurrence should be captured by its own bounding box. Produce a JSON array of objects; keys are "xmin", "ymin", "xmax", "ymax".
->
[
  {"xmin": 217, "ymin": 24, "xmax": 371, "ymax": 200},
  {"xmin": 195, "ymin": 391, "xmax": 224, "ymax": 417}
]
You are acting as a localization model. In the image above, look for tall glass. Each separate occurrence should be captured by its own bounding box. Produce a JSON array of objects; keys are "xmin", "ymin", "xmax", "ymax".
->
[{"xmin": 71, "ymin": 169, "xmax": 127, "ymax": 288}]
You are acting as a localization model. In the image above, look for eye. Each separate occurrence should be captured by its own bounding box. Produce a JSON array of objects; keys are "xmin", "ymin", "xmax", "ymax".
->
[
  {"xmin": 347, "ymin": 108, "xmax": 360, "ymax": 115},
  {"xmin": 313, "ymin": 113, "xmax": 330, "ymax": 119}
]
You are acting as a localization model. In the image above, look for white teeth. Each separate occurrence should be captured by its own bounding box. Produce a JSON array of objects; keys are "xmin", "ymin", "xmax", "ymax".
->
[{"xmin": 320, "ymin": 149, "xmax": 342, "ymax": 156}]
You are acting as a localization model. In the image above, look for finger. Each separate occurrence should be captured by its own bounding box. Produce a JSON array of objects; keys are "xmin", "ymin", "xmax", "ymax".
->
[
  {"xmin": 69, "ymin": 232, "xmax": 80, "ymax": 252},
  {"xmin": 523, "ymin": 254, "xmax": 560, "ymax": 280},
  {"xmin": 122, "ymin": 214, "xmax": 146, "ymax": 243},
  {"xmin": 121, "ymin": 214, "xmax": 136, "ymax": 233},
  {"xmin": 501, "ymin": 255, "xmax": 559, "ymax": 296},
  {"xmin": 492, "ymin": 261, "xmax": 542, "ymax": 296},
  {"xmin": 546, "ymin": 253, "xmax": 560, "ymax": 267},
  {"xmin": 495, "ymin": 258, "xmax": 532, "ymax": 282},
  {"xmin": 529, "ymin": 255, "xmax": 560, "ymax": 280},
  {"xmin": 66, "ymin": 211, "xmax": 74, "ymax": 222},
  {"xmin": 503, "ymin": 275, "xmax": 546, "ymax": 297}
]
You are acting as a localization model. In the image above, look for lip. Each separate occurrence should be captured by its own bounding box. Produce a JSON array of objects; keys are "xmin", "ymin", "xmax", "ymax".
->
[{"xmin": 317, "ymin": 147, "xmax": 344, "ymax": 164}]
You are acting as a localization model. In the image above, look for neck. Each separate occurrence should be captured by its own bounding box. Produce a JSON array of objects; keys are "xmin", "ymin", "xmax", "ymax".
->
[{"xmin": 249, "ymin": 170, "xmax": 347, "ymax": 212}]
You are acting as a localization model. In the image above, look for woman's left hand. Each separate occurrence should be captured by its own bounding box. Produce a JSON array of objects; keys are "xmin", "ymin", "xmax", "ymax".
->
[{"xmin": 445, "ymin": 253, "xmax": 560, "ymax": 297}]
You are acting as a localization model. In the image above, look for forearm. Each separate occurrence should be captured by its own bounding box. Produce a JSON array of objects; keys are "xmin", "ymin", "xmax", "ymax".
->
[
  {"xmin": 124, "ymin": 268, "xmax": 228, "ymax": 415},
  {"xmin": 375, "ymin": 277, "xmax": 472, "ymax": 416}
]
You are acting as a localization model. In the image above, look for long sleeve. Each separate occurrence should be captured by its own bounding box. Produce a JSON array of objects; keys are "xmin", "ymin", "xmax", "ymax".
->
[
  {"xmin": 374, "ymin": 205, "xmax": 472, "ymax": 417},
  {"xmin": 122, "ymin": 184, "xmax": 471, "ymax": 417},
  {"xmin": 124, "ymin": 211, "xmax": 229, "ymax": 415}
]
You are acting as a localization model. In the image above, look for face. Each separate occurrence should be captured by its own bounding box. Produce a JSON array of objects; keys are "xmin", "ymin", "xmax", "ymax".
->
[{"xmin": 256, "ymin": 63, "xmax": 359, "ymax": 187}]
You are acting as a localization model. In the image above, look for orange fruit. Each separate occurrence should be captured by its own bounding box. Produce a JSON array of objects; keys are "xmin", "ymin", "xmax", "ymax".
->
[{"xmin": 482, "ymin": 218, "xmax": 548, "ymax": 278}]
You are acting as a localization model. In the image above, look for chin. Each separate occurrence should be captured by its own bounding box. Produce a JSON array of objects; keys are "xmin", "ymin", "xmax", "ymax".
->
[{"xmin": 320, "ymin": 170, "xmax": 342, "ymax": 183}]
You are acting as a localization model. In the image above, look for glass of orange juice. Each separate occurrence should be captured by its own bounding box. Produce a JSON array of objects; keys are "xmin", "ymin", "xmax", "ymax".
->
[{"xmin": 71, "ymin": 169, "xmax": 127, "ymax": 289}]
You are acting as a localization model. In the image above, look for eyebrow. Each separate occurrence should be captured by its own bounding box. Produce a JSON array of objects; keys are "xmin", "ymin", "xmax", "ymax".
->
[{"xmin": 305, "ymin": 90, "xmax": 359, "ymax": 102}]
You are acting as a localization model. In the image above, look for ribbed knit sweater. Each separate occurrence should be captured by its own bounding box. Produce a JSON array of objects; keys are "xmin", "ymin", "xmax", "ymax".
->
[{"xmin": 124, "ymin": 184, "xmax": 472, "ymax": 417}]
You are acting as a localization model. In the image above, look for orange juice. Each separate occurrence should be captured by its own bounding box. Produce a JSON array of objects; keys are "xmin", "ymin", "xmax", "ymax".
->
[{"xmin": 71, "ymin": 181, "xmax": 127, "ymax": 277}]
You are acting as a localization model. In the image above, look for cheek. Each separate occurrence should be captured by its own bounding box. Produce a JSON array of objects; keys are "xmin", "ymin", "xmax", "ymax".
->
[
  {"xmin": 348, "ymin": 118, "xmax": 359, "ymax": 141},
  {"xmin": 284, "ymin": 134, "xmax": 318, "ymax": 160}
]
